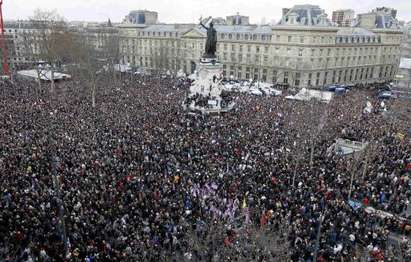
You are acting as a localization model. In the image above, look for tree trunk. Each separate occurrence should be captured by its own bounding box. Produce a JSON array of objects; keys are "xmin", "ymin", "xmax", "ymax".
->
[
  {"xmin": 91, "ymin": 79, "xmax": 97, "ymax": 108},
  {"xmin": 310, "ymin": 139, "xmax": 314, "ymax": 169},
  {"xmin": 292, "ymin": 163, "xmax": 298, "ymax": 187},
  {"xmin": 92, "ymin": 82, "xmax": 96, "ymax": 108},
  {"xmin": 36, "ymin": 68, "xmax": 42, "ymax": 90},
  {"xmin": 51, "ymin": 69, "xmax": 55, "ymax": 93}
]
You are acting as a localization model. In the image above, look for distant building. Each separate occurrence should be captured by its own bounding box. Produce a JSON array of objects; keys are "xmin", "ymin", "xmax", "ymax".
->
[
  {"xmin": 356, "ymin": 7, "xmax": 400, "ymax": 29},
  {"xmin": 119, "ymin": 6, "xmax": 402, "ymax": 88},
  {"xmin": 3, "ymin": 20, "xmax": 119, "ymax": 70},
  {"xmin": 396, "ymin": 58, "xmax": 411, "ymax": 89},
  {"xmin": 123, "ymin": 10, "xmax": 158, "ymax": 25},
  {"xmin": 332, "ymin": 9, "xmax": 354, "ymax": 27},
  {"xmin": 401, "ymin": 22, "xmax": 411, "ymax": 58},
  {"xmin": 4, "ymin": 6, "xmax": 403, "ymax": 89},
  {"xmin": 278, "ymin": 5, "xmax": 332, "ymax": 26},
  {"xmin": 226, "ymin": 13, "xmax": 249, "ymax": 26},
  {"xmin": 282, "ymin": 8, "xmax": 290, "ymax": 17},
  {"xmin": 3, "ymin": 20, "xmax": 48, "ymax": 69},
  {"xmin": 397, "ymin": 22, "xmax": 411, "ymax": 89},
  {"xmin": 372, "ymin": 7, "xmax": 397, "ymax": 19}
]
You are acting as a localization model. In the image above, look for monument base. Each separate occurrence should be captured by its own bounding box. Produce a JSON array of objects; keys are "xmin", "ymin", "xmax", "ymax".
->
[{"xmin": 183, "ymin": 59, "xmax": 234, "ymax": 114}]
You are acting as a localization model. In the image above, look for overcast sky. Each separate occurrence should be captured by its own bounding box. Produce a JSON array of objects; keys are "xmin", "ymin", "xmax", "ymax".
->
[{"xmin": 6, "ymin": 0, "xmax": 411, "ymax": 23}]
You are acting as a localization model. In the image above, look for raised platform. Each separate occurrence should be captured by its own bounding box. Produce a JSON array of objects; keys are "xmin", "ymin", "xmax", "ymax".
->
[{"xmin": 184, "ymin": 58, "xmax": 234, "ymax": 114}]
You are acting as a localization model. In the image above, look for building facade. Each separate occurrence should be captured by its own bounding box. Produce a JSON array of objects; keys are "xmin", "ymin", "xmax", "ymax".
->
[
  {"xmin": 332, "ymin": 9, "xmax": 354, "ymax": 27},
  {"xmin": 119, "ymin": 6, "xmax": 402, "ymax": 88},
  {"xmin": 401, "ymin": 22, "xmax": 411, "ymax": 58},
  {"xmin": 3, "ymin": 5, "xmax": 402, "ymax": 88},
  {"xmin": 396, "ymin": 22, "xmax": 411, "ymax": 89},
  {"xmin": 3, "ymin": 20, "xmax": 119, "ymax": 70},
  {"xmin": 3, "ymin": 20, "xmax": 45, "ymax": 70}
]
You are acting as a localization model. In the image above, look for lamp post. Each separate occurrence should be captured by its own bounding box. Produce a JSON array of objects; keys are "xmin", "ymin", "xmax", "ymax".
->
[{"xmin": 313, "ymin": 210, "xmax": 325, "ymax": 262}]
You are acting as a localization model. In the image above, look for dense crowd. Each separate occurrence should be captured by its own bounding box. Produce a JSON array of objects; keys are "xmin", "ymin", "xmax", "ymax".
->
[{"xmin": 0, "ymin": 74, "xmax": 410, "ymax": 261}]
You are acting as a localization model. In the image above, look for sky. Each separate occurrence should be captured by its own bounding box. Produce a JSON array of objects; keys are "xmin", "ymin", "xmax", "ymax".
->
[{"xmin": 5, "ymin": 0, "xmax": 411, "ymax": 23}]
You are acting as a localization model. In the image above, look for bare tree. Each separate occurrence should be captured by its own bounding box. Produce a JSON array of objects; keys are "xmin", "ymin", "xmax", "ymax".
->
[
  {"xmin": 71, "ymin": 36, "xmax": 103, "ymax": 108},
  {"xmin": 30, "ymin": 9, "xmax": 68, "ymax": 92}
]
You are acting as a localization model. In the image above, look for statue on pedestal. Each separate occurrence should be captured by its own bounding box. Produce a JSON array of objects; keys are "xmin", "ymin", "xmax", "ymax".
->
[{"xmin": 199, "ymin": 17, "xmax": 217, "ymax": 59}]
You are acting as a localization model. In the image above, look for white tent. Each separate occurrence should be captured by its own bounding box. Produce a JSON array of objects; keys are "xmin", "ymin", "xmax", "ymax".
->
[
  {"xmin": 17, "ymin": 69, "xmax": 71, "ymax": 81},
  {"xmin": 286, "ymin": 88, "xmax": 333, "ymax": 103},
  {"xmin": 114, "ymin": 64, "xmax": 132, "ymax": 73},
  {"xmin": 327, "ymin": 138, "xmax": 368, "ymax": 156}
]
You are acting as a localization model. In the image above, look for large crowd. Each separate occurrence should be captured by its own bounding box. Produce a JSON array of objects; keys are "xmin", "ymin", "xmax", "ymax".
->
[{"xmin": 0, "ymin": 74, "xmax": 410, "ymax": 261}]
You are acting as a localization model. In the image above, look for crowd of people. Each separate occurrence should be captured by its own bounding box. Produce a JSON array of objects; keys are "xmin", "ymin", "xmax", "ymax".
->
[{"xmin": 0, "ymin": 74, "xmax": 410, "ymax": 261}]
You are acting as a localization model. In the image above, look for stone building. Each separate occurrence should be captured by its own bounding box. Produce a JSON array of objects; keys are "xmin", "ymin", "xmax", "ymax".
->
[
  {"xmin": 119, "ymin": 6, "xmax": 402, "ymax": 88},
  {"xmin": 332, "ymin": 9, "xmax": 354, "ymax": 27},
  {"xmin": 123, "ymin": 10, "xmax": 158, "ymax": 25},
  {"xmin": 226, "ymin": 13, "xmax": 250, "ymax": 26},
  {"xmin": 71, "ymin": 21, "xmax": 119, "ymax": 57},
  {"xmin": 401, "ymin": 22, "xmax": 411, "ymax": 58},
  {"xmin": 396, "ymin": 22, "xmax": 411, "ymax": 89},
  {"xmin": 3, "ymin": 20, "xmax": 119, "ymax": 70},
  {"xmin": 4, "ymin": 5, "xmax": 402, "ymax": 89},
  {"xmin": 3, "ymin": 20, "xmax": 46, "ymax": 69}
]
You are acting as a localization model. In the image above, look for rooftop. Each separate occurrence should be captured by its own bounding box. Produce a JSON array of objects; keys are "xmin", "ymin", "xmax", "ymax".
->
[{"xmin": 278, "ymin": 4, "xmax": 332, "ymax": 27}]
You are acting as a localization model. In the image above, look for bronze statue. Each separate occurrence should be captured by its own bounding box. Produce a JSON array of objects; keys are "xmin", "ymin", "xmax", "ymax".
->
[{"xmin": 199, "ymin": 17, "xmax": 217, "ymax": 58}]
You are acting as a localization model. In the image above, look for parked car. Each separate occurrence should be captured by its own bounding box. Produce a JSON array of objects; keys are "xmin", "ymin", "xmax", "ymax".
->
[
  {"xmin": 325, "ymin": 84, "xmax": 339, "ymax": 92},
  {"xmin": 378, "ymin": 90, "xmax": 394, "ymax": 99}
]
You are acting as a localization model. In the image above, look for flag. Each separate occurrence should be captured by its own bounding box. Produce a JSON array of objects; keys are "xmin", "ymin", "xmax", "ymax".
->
[
  {"xmin": 348, "ymin": 199, "xmax": 363, "ymax": 211},
  {"xmin": 242, "ymin": 197, "xmax": 247, "ymax": 209},
  {"xmin": 396, "ymin": 133, "xmax": 405, "ymax": 140}
]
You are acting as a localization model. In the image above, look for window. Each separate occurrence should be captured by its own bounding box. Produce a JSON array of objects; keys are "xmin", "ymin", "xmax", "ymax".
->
[
  {"xmin": 298, "ymin": 48, "xmax": 303, "ymax": 57},
  {"xmin": 256, "ymin": 46, "xmax": 260, "ymax": 53},
  {"xmin": 264, "ymin": 46, "xmax": 269, "ymax": 53},
  {"xmin": 284, "ymin": 72, "xmax": 289, "ymax": 84},
  {"xmin": 288, "ymin": 36, "xmax": 292, "ymax": 42},
  {"xmin": 300, "ymin": 36, "xmax": 304, "ymax": 43},
  {"xmin": 272, "ymin": 70, "xmax": 277, "ymax": 83}
]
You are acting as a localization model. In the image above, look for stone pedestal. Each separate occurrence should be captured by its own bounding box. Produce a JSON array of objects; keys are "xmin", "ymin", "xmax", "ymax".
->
[{"xmin": 184, "ymin": 58, "xmax": 234, "ymax": 114}]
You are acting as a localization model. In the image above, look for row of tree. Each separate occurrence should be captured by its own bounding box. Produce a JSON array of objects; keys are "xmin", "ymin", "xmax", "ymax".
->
[{"xmin": 20, "ymin": 9, "xmax": 120, "ymax": 108}]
